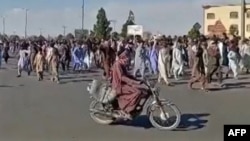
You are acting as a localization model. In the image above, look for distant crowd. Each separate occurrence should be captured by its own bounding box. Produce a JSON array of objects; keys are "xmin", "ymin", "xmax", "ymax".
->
[{"xmin": 0, "ymin": 33, "xmax": 249, "ymax": 90}]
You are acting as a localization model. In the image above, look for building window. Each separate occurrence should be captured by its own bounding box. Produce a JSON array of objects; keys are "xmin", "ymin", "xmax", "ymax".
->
[
  {"xmin": 207, "ymin": 13, "xmax": 215, "ymax": 19},
  {"xmin": 230, "ymin": 12, "xmax": 238, "ymax": 19},
  {"xmin": 247, "ymin": 11, "xmax": 250, "ymax": 18},
  {"xmin": 247, "ymin": 24, "xmax": 250, "ymax": 32},
  {"xmin": 207, "ymin": 25, "xmax": 214, "ymax": 32}
]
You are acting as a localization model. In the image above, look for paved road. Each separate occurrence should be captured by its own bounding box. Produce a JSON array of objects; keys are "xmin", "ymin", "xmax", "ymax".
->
[{"xmin": 0, "ymin": 59, "xmax": 250, "ymax": 141}]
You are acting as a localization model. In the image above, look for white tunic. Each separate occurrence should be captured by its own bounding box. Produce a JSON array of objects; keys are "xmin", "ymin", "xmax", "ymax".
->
[
  {"xmin": 18, "ymin": 50, "xmax": 30, "ymax": 68},
  {"xmin": 158, "ymin": 47, "xmax": 170, "ymax": 82},
  {"xmin": 46, "ymin": 47, "xmax": 53, "ymax": 62},
  {"xmin": 228, "ymin": 51, "xmax": 239, "ymax": 77},
  {"xmin": 172, "ymin": 42, "xmax": 183, "ymax": 70},
  {"xmin": 240, "ymin": 44, "xmax": 250, "ymax": 69}
]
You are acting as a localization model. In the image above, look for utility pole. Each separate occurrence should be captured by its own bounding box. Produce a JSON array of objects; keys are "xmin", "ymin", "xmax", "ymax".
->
[
  {"xmin": 2, "ymin": 16, "xmax": 5, "ymax": 35},
  {"xmin": 82, "ymin": 0, "xmax": 85, "ymax": 31},
  {"xmin": 62, "ymin": 25, "xmax": 66, "ymax": 36},
  {"xmin": 23, "ymin": 8, "xmax": 29, "ymax": 39},
  {"xmin": 241, "ymin": 0, "xmax": 245, "ymax": 39}
]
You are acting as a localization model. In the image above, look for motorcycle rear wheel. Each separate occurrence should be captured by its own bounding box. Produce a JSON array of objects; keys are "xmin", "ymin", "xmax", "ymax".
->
[
  {"xmin": 89, "ymin": 100, "xmax": 114, "ymax": 125},
  {"xmin": 149, "ymin": 101, "xmax": 181, "ymax": 130}
]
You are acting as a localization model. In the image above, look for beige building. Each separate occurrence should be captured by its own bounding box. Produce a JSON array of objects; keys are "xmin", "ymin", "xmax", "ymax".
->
[{"xmin": 203, "ymin": 2, "xmax": 250, "ymax": 38}]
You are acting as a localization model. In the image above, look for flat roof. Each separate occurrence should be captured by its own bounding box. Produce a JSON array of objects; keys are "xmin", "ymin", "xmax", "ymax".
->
[{"xmin": 202, "ymin": 3, "xmax": 250, "ymax": 9}]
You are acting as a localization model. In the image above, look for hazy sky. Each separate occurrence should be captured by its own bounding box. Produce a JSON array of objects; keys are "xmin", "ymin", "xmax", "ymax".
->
[{"xmin": 0, "ymin": 0, "xmax": 248, "ymax": 36}]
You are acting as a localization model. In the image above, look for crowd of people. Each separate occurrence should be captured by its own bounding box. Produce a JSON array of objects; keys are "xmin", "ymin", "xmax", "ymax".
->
[
  {"xmin": 0, "ymin": 33, "xmax": 249, "ymax": 91},
  {"xmin": 1, "ymin": 32, "xmax": 250, "ymax": 119}
]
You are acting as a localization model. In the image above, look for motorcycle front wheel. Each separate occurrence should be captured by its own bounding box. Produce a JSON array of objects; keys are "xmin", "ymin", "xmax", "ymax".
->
[
  {"xmin": 89, "ymin": 100, "xmax": 114, "ymax": 125},
  {"xmin": 149, "ymin": 101, "xmax": 181, "ymax": 130}
]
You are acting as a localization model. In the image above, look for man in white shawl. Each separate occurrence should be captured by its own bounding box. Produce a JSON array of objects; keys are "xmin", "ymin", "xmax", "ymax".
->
[
  {"xmin": 172, "ymin": 39, "xmax": 184, "ymax": 80},
  {"xmin": 133, "ymin": 40, "xmax": 147, "ymax": 79},
  {"xmin": 17, "ymin": 46, "xmax": 31, "ymax": 77},
  {"xmin": 228, "ymin": 45, "xmax": 240, "ymax": 79},
  {"xmin": 82, "ymin": 43, "xmax": 89, "ymax": 70},
  {"xmin": 239, "ymin": 39, "xmax": 250, "ymax": 73},
  {"xmin": 158, "ymin": 41, "xmax": 171, "ymax": 85},
  {"xmin": 46, "ymin": 42, "xmax": 54, "ymax": 71}
]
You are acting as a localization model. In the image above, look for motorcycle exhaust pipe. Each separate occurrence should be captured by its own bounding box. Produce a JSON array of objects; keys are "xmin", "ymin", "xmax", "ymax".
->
[
  {"xmin": 89, "ymin": 109, "xmax": 121, "ymax": 118},
  {"xmin": 89, "ymin": 109, "xmax": 115, "ymax": 117}
]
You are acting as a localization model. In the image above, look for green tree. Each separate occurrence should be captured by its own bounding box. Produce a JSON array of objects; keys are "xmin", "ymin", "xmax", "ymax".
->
[
  {"xmin": 89, "ymin": 30, "xmax": 96, "ymax": 37},
  {"xmin": 0, "ymin": 34, "xmax": 8, "ymax": 41},
  {"xmin": 66, "ymin": 33, "xmax": 75, "ymax": 40},
  {"xmin": 9, "ymin": 35, "xmax": 20, "ymax": 41},
  {"xmin": 120, "ymin": 10, "xmax": 135, "ymax": 38},
  {"xmin": 111, "ymin": 32, "xmax": 119, "ymax": 40},
  {"xmin": 57, "ymin": 34, "xmax": 64, "ymax": 41},
  {"xmin": 93, "ymin": 8, "xmax": 112, "ymax": 39},
  {"xmin": 188, "ymin": 28, "xmax": 200, "ymax": 39},
  {"xmin": 38, "ymin": 35, "xmax": 46, "ymax": 41},
  {"xmin": 28, "ymin": 35, "xmax": 38, "ymax": 41}
]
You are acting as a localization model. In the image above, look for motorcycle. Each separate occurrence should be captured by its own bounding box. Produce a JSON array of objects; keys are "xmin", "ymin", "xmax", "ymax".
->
[{"xmin": 87, "ymin": 79, "xmax": 181, "ymax": 130}]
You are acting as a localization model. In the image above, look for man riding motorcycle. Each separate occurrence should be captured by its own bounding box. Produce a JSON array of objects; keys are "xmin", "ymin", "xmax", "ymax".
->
[{"xmin": 110, "ymin": 48, "xmax": 147, "ymax": 120}]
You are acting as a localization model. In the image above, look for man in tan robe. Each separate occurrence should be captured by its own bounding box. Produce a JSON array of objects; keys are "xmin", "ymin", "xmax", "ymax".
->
[
  {"xmin": 50, "ymin": 48, "xmax": 60, "ymax": 83},
  {"xmin": 207, "ymin": 40, "xmax": 222, "ymax": 84},
  {"xmin": 111, "ymin": 49, "xmax": 145, "ymax": 119},
  {"xmin": 187, "ymin": 39, "xmax": 195, "ymax": 69},
  {"xmin": 240, "ymin": 39, "xmax": 250, "ymax": 73},
  {"xmin": 33, "ymin": 48, "xmax": 45, "ymax": 81},
  {"xmin": 189, "ymin": 41, "xmax": 207, "ymax": 90},
  {"xmin": 29, "ymin": 42, "xmax": 38, "ymax": 72}
]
